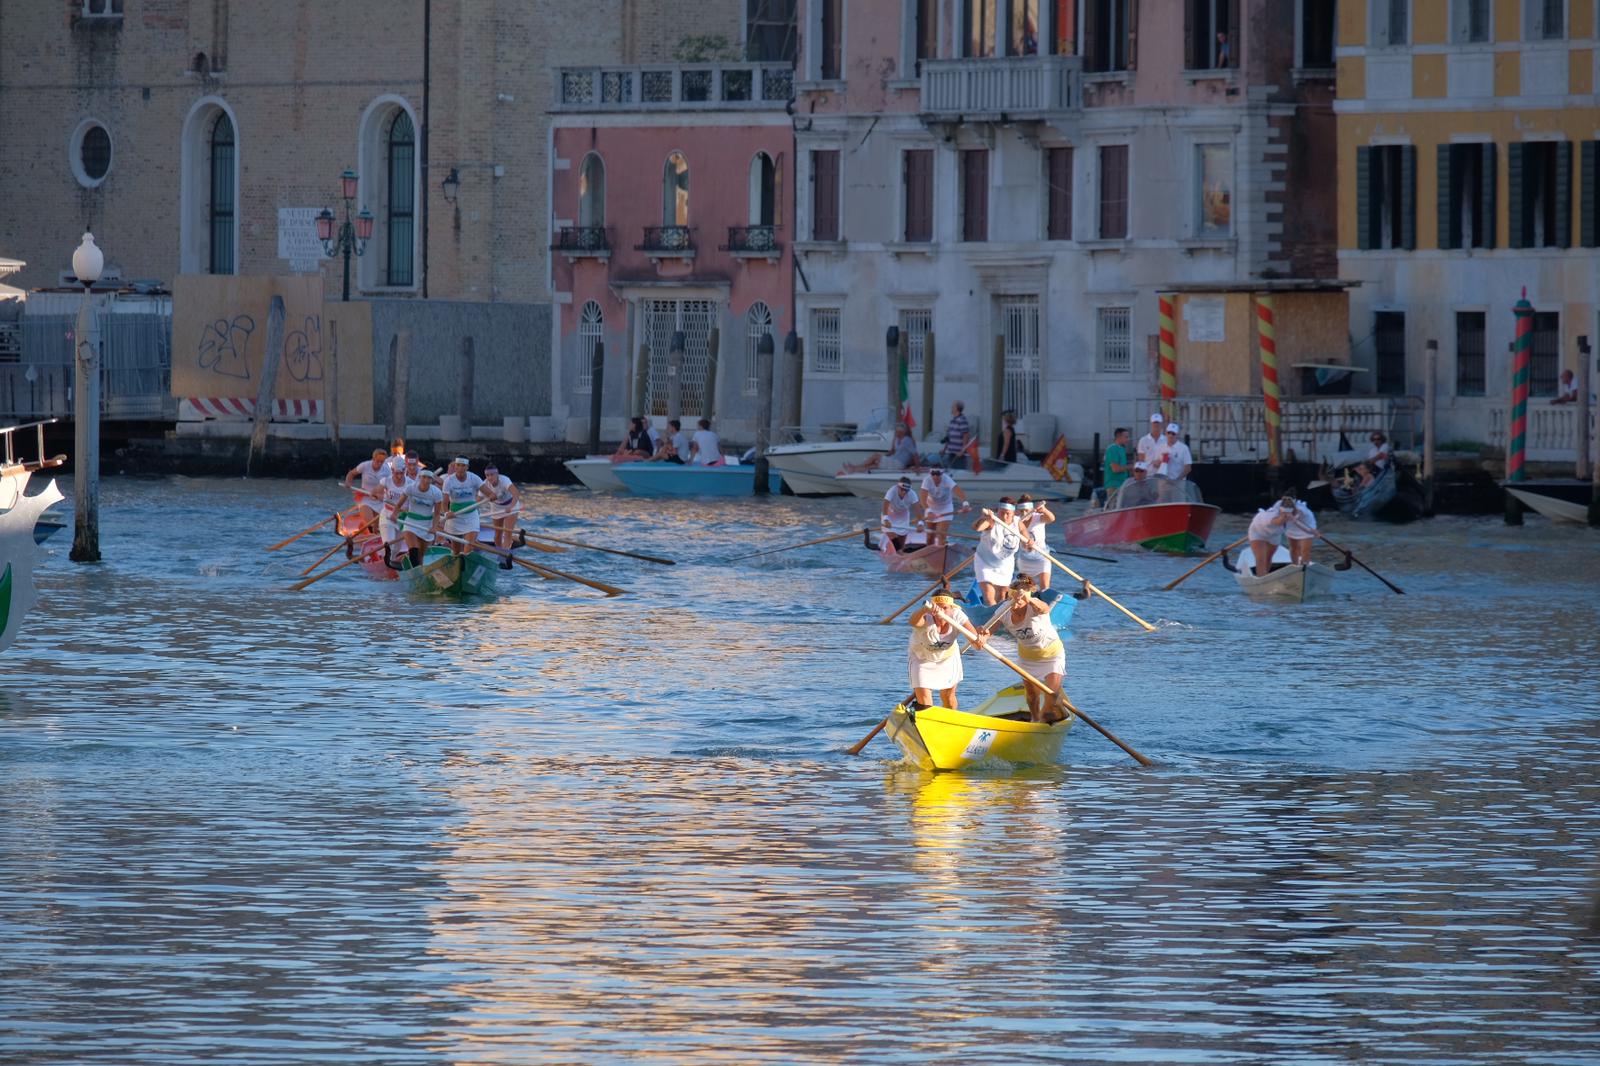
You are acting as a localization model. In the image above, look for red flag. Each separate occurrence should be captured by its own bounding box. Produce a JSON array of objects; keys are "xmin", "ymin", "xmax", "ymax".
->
[
  {"xmin": 1044, "ymin": 435, "xmax": 1070, "ymax": 481},
  {"xmin": 963, "ymin": 435, "xmax": 983, "ymax": 475}
]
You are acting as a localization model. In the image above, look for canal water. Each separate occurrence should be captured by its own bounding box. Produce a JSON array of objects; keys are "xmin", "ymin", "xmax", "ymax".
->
[{"xmin": 3, "ymin": 477, "xmax": 1598, "ymax": 1064}]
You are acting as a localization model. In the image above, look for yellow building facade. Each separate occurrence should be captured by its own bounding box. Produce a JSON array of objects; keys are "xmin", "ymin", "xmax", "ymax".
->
[{"xmin": 1337, "ymin": 0, "xmax": 1599, "ymax": 455}]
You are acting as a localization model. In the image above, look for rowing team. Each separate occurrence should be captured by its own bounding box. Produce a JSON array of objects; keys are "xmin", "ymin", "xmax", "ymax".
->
[{"xmin": 342, "ymin": 440, "xmax": 520, "ymax": 569}]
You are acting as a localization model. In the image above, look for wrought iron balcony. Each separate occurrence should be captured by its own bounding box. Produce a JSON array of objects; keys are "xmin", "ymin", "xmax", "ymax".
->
[
  {"xmin": 551, "ymin": 226, "xmax": 610, "ymax": 256},
  {"xmin": 720, "ymin": 225, "xmax": 781, "ymax": 256},
  {"xmin": 556, "ymin": 63, "xmax": 794, "ymax": 111},
  {"xmin": 920, "ymin": 55, "xmax": 1081, "ymax": 118},
  {"xmin": 637, "ymin": 226, "xmax": 695, "ymax": 255}
]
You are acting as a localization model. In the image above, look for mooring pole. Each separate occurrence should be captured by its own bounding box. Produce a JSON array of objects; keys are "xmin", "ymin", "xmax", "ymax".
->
[
  {"xmin": 587, "ymin": 339, "xmax": 605, "ymax": 456},
  {"xmin": 246, "ymin": 295, "xmax": 286, "ymax": 479},
  {"xmin": 69, "ymin": 280, "xmax": 101, "ymax": 562},
  {"xmin": 754, "ymin": 332, "xmax": 775, "ymax": 496}
]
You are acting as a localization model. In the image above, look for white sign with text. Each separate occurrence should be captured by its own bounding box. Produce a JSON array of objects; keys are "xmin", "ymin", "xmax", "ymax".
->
[{"xmin": 277, "ymin": 207, "xmax": 329, "ymax": 275}]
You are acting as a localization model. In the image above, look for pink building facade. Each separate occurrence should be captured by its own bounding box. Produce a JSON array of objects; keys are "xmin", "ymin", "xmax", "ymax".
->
[{"xmin": 548, "ymin": 64, "xmax": 796, "ymax": 442}]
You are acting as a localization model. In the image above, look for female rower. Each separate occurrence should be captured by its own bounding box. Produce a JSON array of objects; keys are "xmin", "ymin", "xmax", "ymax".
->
[
  {"xmin": 907, "ymin": 590, "xmax": 979, "ymax": 712},
  {"xmin": 918, "ymin": 467, "xmax": 970, "ymax": 546},
  {"xmin": 996, "ymin": 574, "xmax": 1068, "ymax": 723},
  {"xmin": 1246, "ymin": 492, "xmax": 1315, "ymax": 577},
  {"xmin": 477, "ymin": 466, "xmax": 520, "ymax": 559},
  {"xmin": 397, "ymin": 468, "xmax": 445, "ymax": 567},
  {"xmin": 972, "ymin": 498, "xmax": 1024, "ymax": 605},
  {"xmin": 1013, "ymin": 494, "xmax": 1056, "ymax": 590}
]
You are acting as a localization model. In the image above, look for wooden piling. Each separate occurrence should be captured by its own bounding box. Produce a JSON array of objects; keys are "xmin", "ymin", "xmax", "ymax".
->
[
  {"xmin": 754, "ymin": 332, "xmax": 775, "ymax": 495},
  {"xmin": 1423, "ymin": 339, "xmax": 1437, "ymax": 515},
  {"xmin": 989, "ymin": 333, "xmax": 1005, "ymax": 457},
  {"xmin": 326, "ymin": 318, "xmax": 341, "ymax": 458},
  {"xmin": 633, "ymin": 342, "xmax": 650, "ymax": 419},
  {"xmin": 587, "ymin": 339, "xmax": 605, "ymax": 455},
  {"xmin": 667, "ymin": 331, "xmax": 684, "ymax": 423},
  {"xmin": 703, "ymin": 328, "xmax": 720, "ymax": 425},
  {"xmin": 781, "ymin": 331, "xmax": 803, "ymax": 435},
  {"xmin": 387, "ymin": 329, "xmax": 411, "ymax": 446},
  {"xmin": 69, "ymin": 290, "xmax": 101, "ymax": 562},
  {"xmin": 246, "ymin": 295, "xmax": 286, "ymax": 478},
  {"xmin": 886, "ymin": 326, "xmax": 901, "ymax": 420}
]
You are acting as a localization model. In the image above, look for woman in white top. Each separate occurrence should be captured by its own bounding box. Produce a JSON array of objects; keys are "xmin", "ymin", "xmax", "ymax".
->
[
  {"xmin": 1246, "ymin": 493, "xmax": 1316, "ymax": 576},
  {"xmin": 477, "ymin": 465, "xmax": 519, "ymax": 555},
  {"xmin": 342, "ymin": 448, "xmax": 389, "ymax": 525},
  {"xmin": 972, "ymin": 498, "xmax": 1025, "ymax": 605},
  {"xmin": 881, "ymin": 476, "xmax": 922, "ymax": 552},
  {"xmin": 996, "ymin": 574, "xmax": 1068, "ymax": 723},
  {"xmin": 918, "ymin": 468, "xmax": 970, "ymax": 546},
  {"xmin": 907, "ymin": 591, "xmax": 977, "ymax": 711},
  {"xmin": 1013, "ymin": 494, "xmax": 1056, "ymax": 589}
]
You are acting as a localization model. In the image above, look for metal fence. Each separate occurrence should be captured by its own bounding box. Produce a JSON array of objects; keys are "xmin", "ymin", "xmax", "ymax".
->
[
  {"xmin": 0, "ymin": 298, "xmax": 171, "ymax": 420},
  {"xmin": 1111, "ymin": 395, "xmax": 1424, "ymax": 464}
]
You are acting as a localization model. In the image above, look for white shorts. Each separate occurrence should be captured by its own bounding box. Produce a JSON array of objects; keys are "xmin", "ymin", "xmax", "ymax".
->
[
  {"xmin": 398, "ymin": 512, "xmax": 434, "ymax": 540},
  {"xmin": 925, "ymin": 509, "xmax": 953, "ymax": 525},
  {"xmin": 379, "ymin": 514, "xmax": 403, "ymax": 544},
  {"xmin": 443, "ymin": 513, "xmax": 481, "ymax": 538},
  {"xmin": 909, "ymin": 651, "xmax": 963, "ymax": 691},
  {"xmin": 1286, "ymin": 526, "xmax": 1317, "ymax": 541}
]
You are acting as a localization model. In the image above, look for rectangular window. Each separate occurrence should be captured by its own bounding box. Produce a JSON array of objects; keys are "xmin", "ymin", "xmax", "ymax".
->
[
  {"xmin": 1375, "ymin": 310, "xmax": 1406, "ymax": 395},
  {"xmin": 810, "ymin": 307, "xmax": 841, "ymax": 374},
  {"xmin": 208, "ymin": 136, "xmax": 235, "ymax": 277},
  {"xmin": 1526, "ymin": 0, "xmax": 1565, "ymax": 39},
  {"xmin": 1096, "ymin": 306, "xmax": 1131, "ymax": 373},
  {"xmin": 1196, "ymin": 144, "xmax": 1232, "ymax": 238},
  {"xmin": 916, "ymin": 0, "xmax": 938, "ymax": 62},
  {"xmin": 820, "ymin": 0, "xmax": 843, "ymax": 78},
  {"xmin": 1455, "ymin": 311, "xmax": 1486, "ymax": 396},
  {"xmin": 1510, "ymin": 141, "xmax": 1572, "ymax": 249},
  {"xmin": 746, "ymin": 0, "xmax": 798, "ymax": 63},
  {"xmin": 1450, "ymin": 0, "xmax": 1491, "ymax": 42},
  {"xmin": 1084, "ymin": 0, "xmax": 1130, "ymax": 72},
  {"xmin": 961, "ymin": 149, "xmax": 989, "ymax": 242},
  {"xmin": 1186, "ymin": 0, "xmax": 1236, "ymax": 69},
  {"xmin": 1008, "ymin": 0, "xmax": 1040, "ymax": 56},
  {"xmin": 903, "ymin": 149, "xmax": 934, "ymax": 243},
  {"xmin": 1582, "ymin": 142, "xmax": 1599, "ymax": 249},
  {"xmin": 965, "ymin": 0, "xmax": 997, "ymax": 57},
  {"xmin": 82, "ymin": 0, "xmax": 123, "ymax": 15},
  {"xmin": 1438, "ymin": 143, "xmax": 1496, "ymax": 250},
  {"xmin": 1357, "ymin": 144, "xmax": 1416, "ymax": 251},
  {"xmin": 1371, "ymin": 0, "xmax": 1408, "ymax": 46},
  {"xmin": 1531, "ymin": 311, "xmax": 1560, "ymax": 396},
  {"xmin": 900, "ymin": 308, "xmax": 932, "ymax": 374},
  {"xmin": 1098, "ymin": 144, "xmax": 1129, "ymax": 240},
  {"xmin": 1046, "ymin": 146, "xmax": 1073, "ymax": 240},
  {"xmin": 1300, "ymin": 0, "xmax": 1336, "ymax": 68},
  {"xmin": 810, "ymin": 149, "xmax": 840, "ymax": 241}
]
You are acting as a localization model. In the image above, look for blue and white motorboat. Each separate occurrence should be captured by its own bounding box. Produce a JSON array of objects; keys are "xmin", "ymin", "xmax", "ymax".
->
[{"xmin": 610, "ymin": 461, "xmax": 782, "ymax": 497}]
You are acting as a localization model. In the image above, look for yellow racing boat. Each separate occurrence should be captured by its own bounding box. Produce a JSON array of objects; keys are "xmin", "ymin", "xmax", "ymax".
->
[{"xmin": 883, "ymin": 684, "xmax": 1075, "ymax": 772}]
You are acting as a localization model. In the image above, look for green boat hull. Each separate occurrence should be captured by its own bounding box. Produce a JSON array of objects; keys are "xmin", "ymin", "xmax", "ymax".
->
[
  {"xmin": 400, "ymin": 545, "xmax": 502, "ymax": 598},
  {"xmin": 1137, "ymin": 530, "xmax": 1208, "ymax": 554}
]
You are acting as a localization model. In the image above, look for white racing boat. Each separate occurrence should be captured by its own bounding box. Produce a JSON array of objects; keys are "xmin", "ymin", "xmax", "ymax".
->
[{"xmin": 1229, "ymin": 545, "xmax": 1335, "ymax": 603}]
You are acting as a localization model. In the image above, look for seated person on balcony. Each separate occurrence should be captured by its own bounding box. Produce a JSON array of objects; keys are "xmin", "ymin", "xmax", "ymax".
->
[
  {"xmin": 995, "ymin": 410, "xmax": 1020, "ymax": 463},
  {"xmin": 842, "ymin": 423, "xmax": 920, "ymax": 473},
  {"xmin": 689, "ymin": 418, "xmax": 724, "ymax": 466},
  {"xmin": 1552, "ymin": 369, "xmax": 1579, "ymax": 405},
  {"xmin": 615, "ymin": 416, "xmax": 654, "ymax": 460},
  {"xmin": 1112, "ymin": 462, "xmax": 1160, "ymax": 509}
]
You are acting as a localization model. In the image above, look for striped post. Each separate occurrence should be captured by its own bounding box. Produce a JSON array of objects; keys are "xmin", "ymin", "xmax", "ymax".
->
[
  {"xmin": 1509, "ymin": 289, "xmax": 1533, "ymax": 484},
  {"xmin": 1158, "ymin": 294, "xmax": 1178, "ymax": 421},
  {"xmin": 1257, "ymin": 295, "xmax": 1281, "ymax": 466}
]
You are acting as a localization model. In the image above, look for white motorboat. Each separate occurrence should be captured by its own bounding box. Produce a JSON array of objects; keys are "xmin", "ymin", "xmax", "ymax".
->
[
  {"xmin": 763, "ymin": 431, "xmax": 892, "ymax": 496},
  {"xmin": 833, "ymin": 460, "xmax": 1084, "ymax": 507},
  {"xmin": 1230, "ymin": 546, "xmax": 1335, "ymax": 602},
  {"xmin": 563, "ymin": 456, "xmax": 635, "ymax": 493}
]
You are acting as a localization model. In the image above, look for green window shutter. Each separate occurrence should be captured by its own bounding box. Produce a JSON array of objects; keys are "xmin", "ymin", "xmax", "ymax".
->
[
  {"xmin": 1581, "ymin": 141, "xmax": 1598, "ymax": 249},
  {"xmin": 1507, "ymin": 143, "xmax": 1526, "ymax": 249},
  {"xmin": 1554, "ymin": 141, "xmax": 1573, "ymax": 249},
  {"xmin": 1400, "ymin": 145, "xmax": 1417, "ymax": 250},
  {"xmin": 1356, "ymin": 146, "xmax": 1373, "ymax": 250},
  {"xmin": 1436, "ymin": 144, "xmax": 1456, "ymax": 249},
  {"xmin": 1480, "ymin": 143, "xmax": 1498, "ymax": 249}
]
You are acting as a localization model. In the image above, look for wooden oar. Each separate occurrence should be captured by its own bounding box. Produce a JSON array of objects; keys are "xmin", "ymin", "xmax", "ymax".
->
[
  {"xmin": 517, "ymin": 529, "xmax": 676, "ymax": 566},
  {"xmin": 1299, "ymin": 525, "xmax": 1405, "ymax": 595},
  {"xmin": 1027, "ymin": 546, "xmax": 1156, "ymax": 632},
  {"xmin": 266, "ymin": 514, "xmax": 339, "ymax": 552},
  {"xmin": 1162, "ymin": 534, "xmax": 1250, "ymax": 591},
  {"xmin": 877, "ymin": 552, "xmax": 976, "ymax": 625},
  {"xmin": 290, "ymin": 539, "xmax": 389, "ymax": 591},
  {"xmin": 927, "ymin": 602, "xmax": 1154, "ymax": 767},
  {"xmin": 946, "ymin": 532, "xmax": 1117, "ymax": 565},
  {"xmin": 298, "ymin": 513, "xmax": 379, "ymax": 576},
  {"xmin": 434, "ymin": 531, "xmax": 628, "ymax": 597},
  {"xmin": 729, "ymin": 528, "xmax": 868, "ymax": 561}
]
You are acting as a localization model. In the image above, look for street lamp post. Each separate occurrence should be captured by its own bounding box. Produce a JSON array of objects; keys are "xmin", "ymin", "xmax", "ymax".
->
[
  {"xmin": 69, "ymin": 232, "xmax": 103, "ymax": 563},
  {"xmin": 316, "ymin": 168, "xmax": 373, "ymax": 302}
]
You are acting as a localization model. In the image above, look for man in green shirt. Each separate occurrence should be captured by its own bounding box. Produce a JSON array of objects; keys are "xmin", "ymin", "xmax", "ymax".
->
[{"xmin": 1098, "ymin": 427, "xmax": 1131, "ymax": 506}]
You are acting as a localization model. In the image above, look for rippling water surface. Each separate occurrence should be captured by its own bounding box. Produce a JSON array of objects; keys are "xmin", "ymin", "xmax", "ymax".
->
[{"xmin": 3, "ymin": 477, "xmax": 1599, "ymax": 1064}]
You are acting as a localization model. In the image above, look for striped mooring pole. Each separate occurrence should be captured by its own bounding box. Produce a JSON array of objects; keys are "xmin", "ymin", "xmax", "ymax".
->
[
  {"xmin": 1158, "ymin": 294, "xmax": 1178, "ymax": 422},
  {"xmin": 1257, "ymin": 295, "xmax": 1282, "ymax": 467},
  {"xmin": 1506, "ymin": 288, "xmax": 1534, "ymax": 524}
]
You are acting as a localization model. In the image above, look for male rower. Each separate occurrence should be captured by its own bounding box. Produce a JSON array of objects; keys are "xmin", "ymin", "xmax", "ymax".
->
[
  {"xmin": 398, "ymin": 468, "xmax": 446, "ymax": 567},
  {"xmin": 439, "ymin": 457, "xmax": 485, "ymax": 555},
  {"xmin": 376, "ymin": 458, "xmax": 414, "ymax": 554},
  {"xmin": 342, "ymin": 448, "xmax": 388, "ymax": 527}
]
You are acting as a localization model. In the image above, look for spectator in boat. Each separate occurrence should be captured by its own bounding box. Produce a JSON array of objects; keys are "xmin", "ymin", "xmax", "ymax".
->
[
  {"xmin": 920, "ymin": 467, "xmax": 971, "ymax": 546},
  {"xmin": 616, "ymin": 417, "xmax": 654, "ymax": 460},
  {"xmin": 343, "ymin": 447, "xmax": 389, "ymax": 525},
  {"xmin": 942, "ymin": 401, "xmax": 971, "ymax": 471},
  {"xmin": 1355, "ymin": 431, "xmax": 1391, "ymax": 487},
  {"xmin": 1153, "ymin": 424, "xmax": 1193, "ymax": 502},
  {"xmin": 650, "ymin": 432, "xmax": 684, "ymax": 464},
  {"xmin": 843, "ymin": 423, "xmax": 920, "ymax": 473},
  {"xmin": 1014, "ymin": 495, "xmax": 1056, "ymax": 590},
  {"xmin": 996, "ymin": 574, "xmax": 1069, "ymax": 723},
  {"xmin": 1097, "ymin": 427, "xmax": 1132, "ymax": 507},
  {"xmin": 973, "ymin": 498, "xmax": 1025, "ymax": 605},
  {"xmin": 1247, "ymin": 493, "xmax": 1316, "ymax": 577},
  {"xmin": 667, "ymin": 418, "xmax": 691, "ymax": 458},
  {"xmin": 1552, "ymin": 369, "xmax": 1579, "ymax": 404},
  {"xmin": 996, "ymin": 410, "xmax": 1020, "ymax": 463},
  {"xmin": 881, "ymin": 476, "xmax": 922, "ymax": 551},
  {"xmin": 1114, "ymin": 462, "xmax": 1160, "ymax": 509},
  {"xmin": 689, "ymin": 418, "xmax": 723, "ymax": 466},
  {"xmin": 908, "ymin": 590, "xmax": 979, "ymax": 712},
  {"xmin": 1135, "ymin": 413, "xmax": 1165, "ymax": 466}
]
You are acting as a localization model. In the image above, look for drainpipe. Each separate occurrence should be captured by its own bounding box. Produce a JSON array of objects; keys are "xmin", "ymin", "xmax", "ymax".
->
[{"xmin": 420, "ymin": 0, "xmax": 431, "ymax": 299}]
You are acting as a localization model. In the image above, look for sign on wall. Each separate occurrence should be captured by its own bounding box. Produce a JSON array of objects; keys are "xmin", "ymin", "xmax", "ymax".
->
[
  {"xmin": 277, "ymin": 207, "xmax": 330, "ymax": 274},
  {"xmin": 1184, "ymin": 297, "xmax": 1226, "ymax": 343}
]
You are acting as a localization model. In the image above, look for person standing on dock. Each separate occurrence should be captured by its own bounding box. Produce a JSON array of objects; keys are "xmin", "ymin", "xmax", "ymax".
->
[
  {"xmin": 440, "ymin": 458, "xmax": 485, "ymax": 555},
  {"xmin": 1247, "ymin": 493, "xmax": 1316, "ymax": 576},
  {"xmin": 343, "ymin": 448, "xmax": 388, "ymax": 526},
  {"xmin": 908, "ymin": 590, "xmax": 978, "ymax": 711},
  {"xmin": 477, "ymin": 465, "xmax": 519, "ymax": 558},
  {"xmin": 398, "ymin": 469, "xmax": 446, "ymax": 567},
  {"xmin": 919, "ymin": 467, "xmax": 970, "ymax": 546},
  {"xmin": 881, "ymin": 476, "xmax": 922, "ymax": 552},
  {"xmin": 1014, "ymin": 495, "xmax": 1056, "ymax": 590},
  {"xmin": 973, "ymin": 498, "xmax": 1025, "ymax": 605},
  {"xmin": 996, "ymin": 574, "xmax": 1069, "ymax": 723}
]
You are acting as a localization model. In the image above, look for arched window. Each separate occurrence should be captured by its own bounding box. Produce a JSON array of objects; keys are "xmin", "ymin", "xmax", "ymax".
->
[
  {"xmin": 577, "ymin": 301, "xmax": 603, "ymax": 393},
  {"xmin": 748, "ymin": 152, "xmax": 776, "ymax": 227},
  {"xmin": 385, "ymin": 110, "xmax": 415, "ymax": 286},
  {"xmin": 208, "ymin": 112, "xmax": 236, "ymax": 275},
  {"xmin": 662, "ymin": 152, "xmax": 689, "ymax": 227},
  {"xmin": 579, "ymin": 153, "xmax": 606, "ymax": 230},
  {"xmin": 744, "ymin": 301, "xmax": 774, "ymax": 396}
]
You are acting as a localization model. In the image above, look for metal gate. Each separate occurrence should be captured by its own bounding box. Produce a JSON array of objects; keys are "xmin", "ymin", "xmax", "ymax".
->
[
  {"xmin": 643, "ymin": 298, "xmax": 717, "ymax": 416},
  {"xmin": 1001, "ymin": 296, "xmax": 1041, "ymax": 415}
]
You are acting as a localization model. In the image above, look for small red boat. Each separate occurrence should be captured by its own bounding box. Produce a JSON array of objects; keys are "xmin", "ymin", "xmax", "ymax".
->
[
  {"xmin": 337, "ymin": 505, "xmax": 398, "ymax": 581},
  {"xmin": 1059, "ymin": 501, "xmax": 1220, "ymax": 554},
  {"xmin": 870, "ymin": 531, "xmax": 959, "ymax": 576}
]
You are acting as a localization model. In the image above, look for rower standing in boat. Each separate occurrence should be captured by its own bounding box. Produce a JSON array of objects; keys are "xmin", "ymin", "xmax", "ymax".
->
[
  {"xmin": 919, "ymin": 467, "xmax": 970, "ymax": 546},
  {"xmin": 440, "ymin": 457, "xmax": 485, "ymax": 555},
  {"xmin": 342, "ymin": 448, "xmax": 388, "ymax": 526},
  {"xmin": 1246, "ymin": 492, "xmax": 1316, "ymax": 576},
  {"xmin": 881, "ymin": 476, "xmax": 922, "ymax": 552},
  {"xmin": 1013, "ymin": 495, "xmax": 1056, "ymax": 590},
  {"xmin": 381, "ymin": 438, "xmax": 408, "ymax": 475},
  {"xmin": 973, "ymin": 498, "xmax": 1025, "ymax": 605},
  {"xmin": 376, "ymin": 460, "xmax": 414, "ymax": 554},
  {"xmin": 996, "ymin": 574, "xmax": 1068, "ymax": 723},
  {"xmin": 477, "ymin": 465, "xmax": 519, "ymax": 559},
  {"xmin": 908, "ymin": 591, "xmax": 979, "ymax": 711},
  {"xmin": 398, "ymin": 469, "xmax": 446, "ymax": 566}
]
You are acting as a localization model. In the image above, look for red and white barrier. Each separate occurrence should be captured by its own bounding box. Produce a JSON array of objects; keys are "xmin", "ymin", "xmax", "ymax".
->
[{"xmin": 179, "ymin": 397, "xmax": 325, "ymax": 422}]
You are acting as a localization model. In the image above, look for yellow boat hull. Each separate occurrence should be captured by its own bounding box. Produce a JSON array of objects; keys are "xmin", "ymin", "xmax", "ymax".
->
[{"xmin": 883, "ymin": 684, "xmax": 1074, "ymax": 771}]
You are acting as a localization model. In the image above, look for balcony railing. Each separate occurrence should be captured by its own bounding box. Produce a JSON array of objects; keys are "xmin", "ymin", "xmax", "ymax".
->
[
  {"xmin": 1115, "ymin": 395, "xmax": 1424, "ymax": 464},
  {"xmin": 921, "ymin": 55, "xmax": 1081, "ymax": 117},
  {"xmin": 552, "ymin": 226, "xmax": 611, "ymax": 255},
  {"xmin": 721, "ymin": 225, "xmax": 781, "ymax": 256},
  {"xmin": 1490, "ymin": 403, "xmax": 1592, "ymax": 462},
  {"xmin": 637, "ymin": 226, "xmax": 695, "ymax": 254},
  {"xmin": 556, "ymin": 64, "xmax": 794, "ymax": 111}
]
